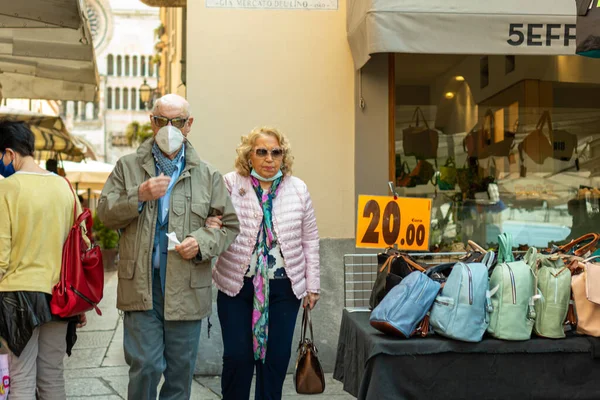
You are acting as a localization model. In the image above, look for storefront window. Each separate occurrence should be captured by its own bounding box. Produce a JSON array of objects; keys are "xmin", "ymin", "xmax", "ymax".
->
[{"xmin": 393, "ymin": 53, "xmax": 600, "ymax": 251}]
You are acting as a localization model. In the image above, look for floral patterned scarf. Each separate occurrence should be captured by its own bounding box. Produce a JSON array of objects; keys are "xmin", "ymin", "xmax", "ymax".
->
[{"xmin": 251, "ymin": 175, "xmax": 283, "ymax": 362}]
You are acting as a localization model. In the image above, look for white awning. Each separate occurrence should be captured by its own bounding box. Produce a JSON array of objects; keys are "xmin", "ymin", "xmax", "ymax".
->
[
  {"xmin": 0, "ymin": 0, "xmax": 99, "ymax": 101},
  {"xmin": 347, "ymin": 0, "xmax": 578, "ymax": 69}
]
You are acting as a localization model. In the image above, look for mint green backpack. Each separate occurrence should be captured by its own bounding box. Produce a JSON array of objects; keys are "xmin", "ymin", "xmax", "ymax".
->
[
  {"xmin": 487, "ymin": 233, "xmax": 537, "ymax": 341},
  {"xmin": 524, "ymin": 248, "xmax": 571, "ymax": 338}
]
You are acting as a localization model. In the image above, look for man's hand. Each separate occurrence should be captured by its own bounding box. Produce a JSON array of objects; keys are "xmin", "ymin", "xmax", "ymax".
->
[
  {"xmin": 138, "ymin": 173, "xmax": 171, "ymax": 202},
  {"xmin": 176, "ymin": 236, "xmax": 200, "ymax": 260},
  {"xmin": 205, "ymin": 215, "xmax": 223, "ymax": 229},
  {"xmin": 303, "ymin": 292, "xmax": 320, "ymax": 310}
]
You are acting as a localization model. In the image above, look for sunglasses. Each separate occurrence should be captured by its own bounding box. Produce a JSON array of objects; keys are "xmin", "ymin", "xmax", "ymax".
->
[
  {"xmin": 152, "ymin": 115, "xmax": 188, "ymax": 129},
  {"xmin": 254, "ymin": 148, "xmax": 284, "ymax": 159}
]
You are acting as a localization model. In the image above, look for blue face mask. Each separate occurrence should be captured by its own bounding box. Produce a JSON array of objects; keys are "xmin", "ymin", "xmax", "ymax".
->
[
  {"xmin": 251, "ymin": 168, "xmax": 283, "ymax": 182},
  {"xmin": 0, "ymin": 151, "xmax": 16, "ymax": 178}
]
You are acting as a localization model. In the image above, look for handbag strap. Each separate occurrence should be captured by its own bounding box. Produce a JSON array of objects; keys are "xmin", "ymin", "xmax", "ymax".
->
[
  {"xmin": 481, "ymin": 250, "xmax": 496, "ymax": 269},
  {"xmin": 379, "ymin": 254, "xmax": 397, "ymax": 273},
  {"xmin": 467, "ymin": 240, "xmax": 486, "ymax": 254},
  {"xmin": 497, "ymin": 233, "xmax": 515, "ymax": 263},
  {"xmin": 412, "ymin": 107, "xmax": 430, "ymax": 129},
  {"xmin": 557, "ymin": 233, "xmax": 600, "ymax": 257},
  {"xmin": 399, "ymin": 254, "xmax": 427, "ymax": 273},
  {"xmin": 535, "ymin": 111, "xmax": 555, "ymax": 143},
  {"xmin": 62, "ymin": 177, "xmax": 78, "ymax": 226},
  {"xmin": 301, "ymin": 306, "xmax": 314, "ymax": 343}
]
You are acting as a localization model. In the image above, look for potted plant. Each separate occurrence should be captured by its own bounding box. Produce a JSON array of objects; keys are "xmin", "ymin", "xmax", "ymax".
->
[{"xmin": 93, "ymin": 213, "xmax": 119, "ymax": 271}]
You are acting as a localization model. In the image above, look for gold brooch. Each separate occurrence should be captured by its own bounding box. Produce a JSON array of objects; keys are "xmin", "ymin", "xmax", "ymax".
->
[{"xmin": 239, "ymin": 188, "xmax": 246, "ymax": 196}]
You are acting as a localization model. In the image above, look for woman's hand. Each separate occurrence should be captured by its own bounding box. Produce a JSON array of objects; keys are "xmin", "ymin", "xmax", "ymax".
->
[
  {"xmin": 205, "ymin": 215, "xmax": 223, "ymax": 229},
  {"xmin": 77, "ymin": 313, "xmax": 87, "ymax": 328},
  {"xmin": 303, "ymin": 292, "xmax": 320, "ymax": 310}
]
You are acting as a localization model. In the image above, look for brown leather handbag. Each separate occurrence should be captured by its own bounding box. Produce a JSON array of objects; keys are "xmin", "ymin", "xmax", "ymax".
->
[
  {"xmin": 402, "ymin": 107, "xmax": 439, "ymax": 160},
  {"xmin": 294, "ymin": 307, "xmax": 325, "ymax": 394},
  {"xmin": 567, "ymin": 256, "xmax": 600, "ymax": 337},
  {"xmin": 518, "ymin": 112, "xmax": 554, "ymax": 165}
]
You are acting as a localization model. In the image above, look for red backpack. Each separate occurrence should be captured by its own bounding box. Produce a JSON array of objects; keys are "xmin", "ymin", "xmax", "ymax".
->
[{"xmin": 50, "ymin": 180, "xmax": 104, "ymax": 318}]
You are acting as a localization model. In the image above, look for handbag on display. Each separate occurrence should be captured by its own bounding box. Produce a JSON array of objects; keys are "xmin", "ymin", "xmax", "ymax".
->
[
  {"xmin": 463, "ymin": 110, "xmax": 515, "ymax": 159},
  {"xmin": 550, "ymin": 233, "xmax": 600, "ymax": 259},
  {"xmin": 552, "ymin": 127, "xmax": 578, "ymax": 162},
  {"xmin": 487, "ymin": 233, "xmax": 537, "ymax": 341},
  {"xmin": 518, "ymin": 112, "xmax": 554, "ymax": 165},
  {"xmin": 567, "ymin": 256, "xmax": 600, "ymax": 336},
  {"xmin": 429, "ymin": 252, "xmax": 496, "ymax": 342},
  {"xmin": 294, "ymin": 307, "xmax": 325, "ymax": 394},
  {"xmin": 396, "ymin": 161, "xmax": 415, "ymax": 188},
  {"xmin": 50, "ymin": 179, "xmax": 104, "ymax": 318},
  {"xmin": 525, "ymin": 248, "xmax": 571, "ymax": 339},
  {"xmin": 369, "ymin": 252, "xmax": 427, "ymax": 309},
  {"xmin": 439, "ymin": 158, "xmax": 457, "ymax": 190},
  {"xmin": 397, "ymin": 160, "xmax": 436, "ymax": 188},
  {"xmin": 576, "ymin": 0, "xmax": 600, "ymax": 58},
  {"xmin": 370, "ymin": 271, "xmax": 441, "ymax": 338},
  {"xmin": 402, "ymin": 107, "xmax": 439, "ymax": 160}
]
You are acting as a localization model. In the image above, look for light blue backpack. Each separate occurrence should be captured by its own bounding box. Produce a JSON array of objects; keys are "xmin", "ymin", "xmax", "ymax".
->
[
  {"xmin": 429, "ymin": 252, "xmax": 495, "ymax": 342},
  {"xmin": 370, "ymin": 271, "xmax": 441, "ymax": 338}
]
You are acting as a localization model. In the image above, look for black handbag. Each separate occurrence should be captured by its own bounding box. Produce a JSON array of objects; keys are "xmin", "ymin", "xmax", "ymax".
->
[{"xmin": 369, "ymin": 253, "xmax": 427, "ymax": 309}]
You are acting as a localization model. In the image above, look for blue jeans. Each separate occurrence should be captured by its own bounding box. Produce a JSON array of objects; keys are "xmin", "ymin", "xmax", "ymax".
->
[
  {"xmin": 123, "ymin": 269, "xmax": 202, "ymax": 400},
  {"xmin": 217, "ymin": 277, "xmax": 301, "ymax": 400}
]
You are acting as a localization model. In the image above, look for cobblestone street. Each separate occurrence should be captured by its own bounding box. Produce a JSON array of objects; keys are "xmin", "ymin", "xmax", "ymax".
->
[{"xmin": 64, "ymin": 271, "xmax": 354, "ymax": 399}]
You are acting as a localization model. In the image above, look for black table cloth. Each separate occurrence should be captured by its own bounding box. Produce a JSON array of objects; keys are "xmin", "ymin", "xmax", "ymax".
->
[{"xmin": 334, "ymin": 309, "xmax": 600, "ymax": 400}]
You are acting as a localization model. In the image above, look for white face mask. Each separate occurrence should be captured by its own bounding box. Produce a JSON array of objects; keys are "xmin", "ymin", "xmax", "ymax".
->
[{"xmin": 155, "ymin": 125, "xmax": 185, "ymax": 154}]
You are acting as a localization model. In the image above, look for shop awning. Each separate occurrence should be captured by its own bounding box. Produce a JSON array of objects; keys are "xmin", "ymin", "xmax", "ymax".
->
[
  {"xmin": 347, "ymin": 0, "xmax": 577, "ymax": 69},
  {"xmin": 0, "ymin": 107, "xmax": 87, "ymax": 162},
  {"xmin": 0, "ymin": 0, "xmax": 99, "ymax": 101}
]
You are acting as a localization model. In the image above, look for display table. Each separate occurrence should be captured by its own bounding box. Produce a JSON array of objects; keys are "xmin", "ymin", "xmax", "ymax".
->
[{"xmin": 333, "ymin": 309, "xmax": 600, "ymax": 400}]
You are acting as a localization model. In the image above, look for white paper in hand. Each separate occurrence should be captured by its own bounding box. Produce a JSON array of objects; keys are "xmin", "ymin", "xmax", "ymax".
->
[{"xmin": 166, "ymin": 232, "xmax": 181, "ymax": 251}]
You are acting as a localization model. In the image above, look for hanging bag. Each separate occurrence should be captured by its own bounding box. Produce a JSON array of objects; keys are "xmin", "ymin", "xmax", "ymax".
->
[
  {"xmin": 294, "ymin": 307, "xmax": 325, "ymax": 394},
  {"xmin": 402, "ymin": 107, "xmax": 439, "ymax": 160},
  {"xmin": 50, "ymin": 179, "xmax": 104, "ymax": 318},
  {"xmin": 518, "ymin": 111, "xmax": 555, "ymax": 165},
  {"xmin": 439, "ymin": 158, "xmax": 457, "ymax": 190}
]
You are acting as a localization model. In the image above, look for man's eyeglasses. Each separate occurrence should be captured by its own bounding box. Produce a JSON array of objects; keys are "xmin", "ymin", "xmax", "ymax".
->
[
  {"xmin": 152, "ymin": 116, "xmax": 188, "ymax": 129},
  {"xmin": 254, "ymin": 148, "xmax": 284, "ymax": 159}
]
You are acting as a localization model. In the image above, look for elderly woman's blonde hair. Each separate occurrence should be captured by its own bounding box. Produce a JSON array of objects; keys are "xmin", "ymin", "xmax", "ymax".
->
[{"xmin": 235, "ymin": 127, "xmax": 294, "ymax": 177}]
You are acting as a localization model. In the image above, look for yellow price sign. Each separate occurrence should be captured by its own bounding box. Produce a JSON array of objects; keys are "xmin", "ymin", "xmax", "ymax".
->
[{"xmin": 356, "ymin": 195, "xmax": 432, "ymax": 250}]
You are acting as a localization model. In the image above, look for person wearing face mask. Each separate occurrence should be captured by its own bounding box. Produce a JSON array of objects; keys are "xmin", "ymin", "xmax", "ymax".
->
[
  {"xmin": 207, "ymin": 127, "xmax": 320, "ymax": 400},
  {"xmin": 97, "ymin": 94, "xmax": 239, "ymax": 400},
  {"xmin": 0, "ymin": 121, "xmax": 87, "ymax": 399}
]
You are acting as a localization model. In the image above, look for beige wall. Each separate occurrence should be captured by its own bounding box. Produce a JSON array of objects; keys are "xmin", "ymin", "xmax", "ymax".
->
[
  {"xmin": 159, "ymin": 7, "xmax": 186, "ymax": 97},
  {"xmin": 186, "ymin": 1, "xmax": 355, "ymax": 238}
]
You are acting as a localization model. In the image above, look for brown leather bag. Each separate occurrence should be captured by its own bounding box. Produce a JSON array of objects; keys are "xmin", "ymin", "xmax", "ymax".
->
[
  {"xmin": 519, "ymin": 112, "xmax": 554, "ymax": 164},
  {"xmin": 567, "ymin": 256, "xmax": 600, "ymax": 337},
  {"xmin": 464, "ymin": 110, "xmax": 515, "ymax": 159},
  {"xmin": 294, "ymin": 307, "xmax": 325, "ymax": 394},
  {"xmin": 402, "ymin": 107, "xmax": 439, "ymax": 160}
]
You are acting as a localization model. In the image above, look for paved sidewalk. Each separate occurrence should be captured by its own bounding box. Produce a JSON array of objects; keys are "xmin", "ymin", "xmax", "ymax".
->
[{"xmin": 64, "ymin": 270, "xmax": 355, "ymax": 399}]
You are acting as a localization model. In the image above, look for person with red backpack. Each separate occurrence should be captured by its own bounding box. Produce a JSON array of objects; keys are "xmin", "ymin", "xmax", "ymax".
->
[{"xmin": 0, "ymin": 121, "xmax": 86, "ymax": 399}]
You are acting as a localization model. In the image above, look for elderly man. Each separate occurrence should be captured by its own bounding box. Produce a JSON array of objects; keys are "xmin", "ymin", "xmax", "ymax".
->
[{"xmin": 98, "ymin": 94, "xmax": 239, "ymax": 400}]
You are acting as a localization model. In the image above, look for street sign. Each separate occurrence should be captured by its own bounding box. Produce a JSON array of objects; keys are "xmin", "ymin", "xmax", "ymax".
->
[{"xmin": 356, "ymin": 195, "xmax": 432, "ymax": 250}]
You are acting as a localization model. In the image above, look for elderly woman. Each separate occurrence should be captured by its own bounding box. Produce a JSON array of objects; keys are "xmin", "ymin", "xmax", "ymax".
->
[
  {"xmin": 209, "ymin": 127, "xmax": 320, "ymax": 400},
  {"xmin": 0, "ymin": 121, "xmax": 85, "ymax": 399}
]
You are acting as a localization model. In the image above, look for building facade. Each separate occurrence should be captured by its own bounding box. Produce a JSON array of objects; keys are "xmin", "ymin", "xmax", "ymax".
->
[{"xmin": 63, "ymin": 0, "xmax": 160, "ymax": 163}]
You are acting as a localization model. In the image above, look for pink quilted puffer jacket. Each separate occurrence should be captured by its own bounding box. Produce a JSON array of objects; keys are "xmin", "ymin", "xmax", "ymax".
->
[{"xmin": 213, "ymin": 172, "xmax": 320, "ymax": 299}]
